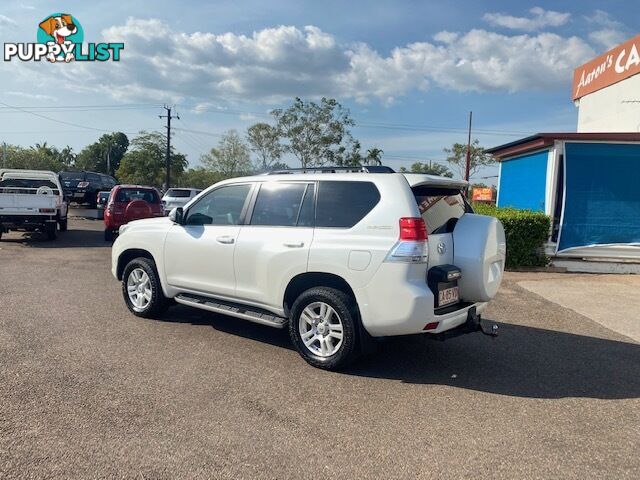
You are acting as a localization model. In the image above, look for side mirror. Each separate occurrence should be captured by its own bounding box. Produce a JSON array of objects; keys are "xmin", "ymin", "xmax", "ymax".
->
[{"xmin": 168, "ymin": 207, "xmax": 184, "ymax": 224}]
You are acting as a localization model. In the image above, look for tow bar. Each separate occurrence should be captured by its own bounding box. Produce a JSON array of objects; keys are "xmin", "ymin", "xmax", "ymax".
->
[{"xmin": 430, "ymin": 306, "xmax": 499, "ymax": 341}]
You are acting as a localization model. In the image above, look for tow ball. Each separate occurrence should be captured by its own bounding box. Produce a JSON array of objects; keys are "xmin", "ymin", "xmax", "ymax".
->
[{"xmin": 469, "ymin": 307, "xmax": 499, "ymax": 338}]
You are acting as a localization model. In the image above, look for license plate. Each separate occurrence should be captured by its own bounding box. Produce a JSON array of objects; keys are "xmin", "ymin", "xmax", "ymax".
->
[
  {"xmin": 73, "ymin": 193, "xmax": 84, "ymax": 198},
  {"xmin": 438, "ymin": 286, "xmax": 459, "ymax": 307}
]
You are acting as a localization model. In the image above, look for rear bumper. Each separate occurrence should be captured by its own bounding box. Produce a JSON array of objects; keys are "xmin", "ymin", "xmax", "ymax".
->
[
  {"xmin": 354, "ymin": 262, "xmax": 491, "ymax": 337},
  {"xmin": 428, "ymin": 306, "xmax": 498, "ymax": 340}
]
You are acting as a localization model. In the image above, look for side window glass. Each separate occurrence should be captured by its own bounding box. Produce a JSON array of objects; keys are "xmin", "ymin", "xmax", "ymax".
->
[
  {"xmin": 297, "ymin": 183, "xmax": 315, "ymax": 227},
  {"xmin": 316, "ymin": 181, "xmax": 380, "ymax": 228},
  {"xmin": 185, "ymin": 184, "xmax": 251, "ymax": 226},
  {"xmin": 250, "ymin": 183, "xmax": 307, "ymax": 227}
]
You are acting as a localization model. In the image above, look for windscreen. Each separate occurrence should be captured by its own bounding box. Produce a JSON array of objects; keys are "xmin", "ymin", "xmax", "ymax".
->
[
  {"xmin": 166, "ymin": 189, "xmax": 192, "ymax": 198},
  {"xmin": 0, "ymin": 178, "xmax": 60, "ymax": 195},
  {"xmin": 412, "ymin": 186, "xmax": 470, "ymax": 234},
  {"xmin": 116, "ymin": 188, "xmax": 159, "ymax": 204}
]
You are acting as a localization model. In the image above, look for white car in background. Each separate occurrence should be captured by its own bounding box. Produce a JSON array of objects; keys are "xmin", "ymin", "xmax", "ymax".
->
[
  {"xmin": 112, "ymin": 166, "xmax": 506, "ymax": 370},
  {"xmin": 0, "ymin": 169, "xmax": 69, "ymax": 240},
  {"xmin": 161, "ymin": 188, "xmax": 202, "ymax": 215}
]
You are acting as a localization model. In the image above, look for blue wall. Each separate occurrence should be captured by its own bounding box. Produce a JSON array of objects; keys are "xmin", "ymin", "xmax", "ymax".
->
[
  {"xmin": 559, "ymin": 142, "xmax": 640, "ymax": 251},
  {"xmin": 498, "ymin": 150, "xmax": 548, "ymax": 212}
]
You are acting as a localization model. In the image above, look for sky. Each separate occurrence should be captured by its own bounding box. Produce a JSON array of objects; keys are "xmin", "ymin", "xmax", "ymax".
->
[{"xmin": 0, "ymin": 0, "xmax": 638, "ymax": 184}]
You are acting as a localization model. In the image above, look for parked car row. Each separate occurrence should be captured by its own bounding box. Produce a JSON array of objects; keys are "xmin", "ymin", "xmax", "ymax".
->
[{"xmin": 1, "ymin": 168, "xmax": 202, "ymax": 242}]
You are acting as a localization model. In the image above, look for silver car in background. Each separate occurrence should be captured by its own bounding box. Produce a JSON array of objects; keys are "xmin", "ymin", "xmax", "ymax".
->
[{"xmin": 161, "ymin": 188, "xmax": 202, "ymax": 215}]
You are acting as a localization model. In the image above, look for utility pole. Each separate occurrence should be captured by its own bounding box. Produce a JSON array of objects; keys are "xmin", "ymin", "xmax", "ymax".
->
[
  {"xmin": 2, "ymin": 142, "xmax": 6, "ymax": 168},
  {"xmin": 105, "ymin": 143, "xmax": 111, "ymax": 176},
  {"xmin": 159, "ymin": 105, "xmax": 179, "ymax": 191},
  {"xmin": 464, "ymin": 111, "xmax": 473, "ymax": 183}
]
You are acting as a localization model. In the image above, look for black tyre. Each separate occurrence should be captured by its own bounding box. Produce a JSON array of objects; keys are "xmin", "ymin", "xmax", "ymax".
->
[
  {"xmin": 104, "ymin": 229, "xmax": 114, "ymax": 242},
  {"xmin": 45, "ymin": 223, "xmax": 57, "ymax": 240},
  {"xmin": 121, "ymin": 257, "xmax": 169, "ymax": 318},
  {"xmin": 58, "ymin": 218, "xmax": 68, "ymax": 232},
  {"xmin": 289, "ymin": 287, "xmax": 359, "ymax": 370}
]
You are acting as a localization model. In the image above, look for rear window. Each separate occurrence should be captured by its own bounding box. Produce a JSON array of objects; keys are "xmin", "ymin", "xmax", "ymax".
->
[
  {"xmin": 412, "ymin": 186, "xmax": 470, "ymax": 234},
  {"xmin": 316, "ymin": 181, "xmax": 380, "ymax": 228},
  {"xmin": 115, "ymin": 188, "xmax": 159, "ymax": 204},
  {"xmin": 166, "ymin": 189, "xmax": 192, "ymax": 198},
  {"xmin": 0, "ymin": 178, "xmax": 60, "ymax": 195}
]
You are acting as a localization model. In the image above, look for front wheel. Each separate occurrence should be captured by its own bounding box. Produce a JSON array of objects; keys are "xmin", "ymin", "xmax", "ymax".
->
[
  {"xmin": 289, "ymin": 287, "xmax": 359, "ymax": 370},
  {"xmin": 122, "ymin": 257, "xmax": 169, "ymax": 318}
]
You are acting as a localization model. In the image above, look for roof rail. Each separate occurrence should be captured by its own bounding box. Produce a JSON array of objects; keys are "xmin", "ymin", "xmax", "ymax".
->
[{"xmin": 265, "ymin": 165, "xmax": 395, "ymax": 175}]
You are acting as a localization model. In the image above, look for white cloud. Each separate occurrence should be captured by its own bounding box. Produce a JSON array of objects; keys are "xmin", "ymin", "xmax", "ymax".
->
[
  {"xmin": 0, "ymin": 14, "xmax": 17, "ymax": 28},
  {"xmin": 30, "ymin": 19, "xmax": 594, "ymax": 105},
  {"xmin": 6, "ymin": 91, "xmax": 56, "ymax": 101},
  {"xmin": 584, "ymin": 10, "xmax": 628, "ymax": 50},
  {"xmin": 589, "ymin": 29, "xmax": 626, "ymax": 50},
  {"xmin": 483, "ymin": 7, "xmax": 570, "ymax": 32}
]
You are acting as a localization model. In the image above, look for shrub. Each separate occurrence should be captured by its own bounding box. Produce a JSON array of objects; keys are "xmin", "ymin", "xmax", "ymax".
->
[{"xmin": 472, "ymin": 203, "xmax": 550, "ymax": 268}]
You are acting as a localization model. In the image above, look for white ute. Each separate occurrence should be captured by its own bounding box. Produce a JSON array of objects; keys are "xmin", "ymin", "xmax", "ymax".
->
[
  {"xmin": 0, "ymin": 169, "xmax": 68, "ymax": 241},
  {"xmin": 111, "ymin": 166, "xmax": 506, "ymax": 369}
]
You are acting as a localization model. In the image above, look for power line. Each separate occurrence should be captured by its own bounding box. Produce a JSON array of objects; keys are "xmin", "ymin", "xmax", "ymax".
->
[{"xmin": 0, "ymin": 101, "xmax": 124, "ymax": 133}]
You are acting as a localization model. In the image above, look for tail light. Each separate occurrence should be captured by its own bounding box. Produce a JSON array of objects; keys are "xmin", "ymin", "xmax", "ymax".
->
[
  {"xmin": 386, "ymin": 217, "xmax": 428, "ymax": 263},
  {"xmin": 399, "ymin": 217, "xmax": 427, "ymax": 241},
  {"xmin": 77, "ymin": 181, "xmax": 89, "ymax": 188}
]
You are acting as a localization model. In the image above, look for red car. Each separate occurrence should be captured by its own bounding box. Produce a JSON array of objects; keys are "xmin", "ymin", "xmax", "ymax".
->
[{"xmin": 104, "ymin": 185, "xmax": 164, "ymax": 241}]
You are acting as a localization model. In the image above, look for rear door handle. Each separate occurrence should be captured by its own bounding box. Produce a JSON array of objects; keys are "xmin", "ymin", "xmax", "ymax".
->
[
  {"xmin": 283, "ymin": 241, "xmax": 304, "ymax": 248},
  {"xmin": 216, "ymin": 235, "xmax": 235, "ymax": 244}
]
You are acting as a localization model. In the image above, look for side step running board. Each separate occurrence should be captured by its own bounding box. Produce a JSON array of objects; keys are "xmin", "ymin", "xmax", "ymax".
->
[{"xmin": 175, "ymin": 293, "xmax": 287, "ymax": 329}]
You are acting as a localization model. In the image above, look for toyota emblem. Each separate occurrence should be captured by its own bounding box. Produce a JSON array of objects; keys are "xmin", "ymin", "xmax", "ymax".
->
[{"xmin": 437, "ymin": 241, "xmax": 446, "ymax": 254}]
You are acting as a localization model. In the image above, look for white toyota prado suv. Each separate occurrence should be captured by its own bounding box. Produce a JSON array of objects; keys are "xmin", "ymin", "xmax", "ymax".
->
[{"xmin": 111, "ymin": 166, "xmax": 506, "ymax": 370}]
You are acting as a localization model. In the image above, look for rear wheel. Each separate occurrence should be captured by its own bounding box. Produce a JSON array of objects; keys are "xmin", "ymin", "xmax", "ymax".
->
[
  {"xmin": 289, "ymin": 287, "xmax": 359, "ymax": 370},
  {"xmin": 58, "ymin": 218, "xmax": 68, "ymax": 231},
  {"xmin": 122, "ymin": 257, "xmax": 169, "ymax": 318},
  {"xmin": 45, "ymin": 223, "xmax": 56, "ymax": 240},
  {"xmin": 104, "ymin": 229, "xmax": 114, "ymax": 242}
]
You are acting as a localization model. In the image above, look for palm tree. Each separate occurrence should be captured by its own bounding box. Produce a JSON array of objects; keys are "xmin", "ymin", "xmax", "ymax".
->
[{"xmin": 366, "ymin": 147, "xmax": 383, "ymax": 165}]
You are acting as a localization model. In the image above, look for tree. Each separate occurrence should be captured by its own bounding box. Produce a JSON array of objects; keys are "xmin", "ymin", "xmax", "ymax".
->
[
  {"xmin": 201, "ymin": 130, "xmax": 253, "ymax": 177},
  {"xmin": 246, "ymin": 123, "xmax": 283, "ymax": 172},
  {"xmin": 58, "ymin": 145, "xmax": 76, "ymax": 171},
  {"xmin": 444, "ymin": 139, "xmax": 495, "ymax": 179},
  {"xmin": 1, "ymin": 143, "xmax": 67, "ymax": 171},
  {"xmin": 116, "ymin": 131, "xmax": 187, "ymax": 188},
  {"xmin": 366, "ymin": 147, "xmax": 384, "ymax": 165},
  {"xmin": 178, "ymin": 167, "xmax": 225, "ymax": 189},
  {"xmin": 271, "ymin": 97, "xmax": 355, "ymax": 168},
  {"xmin": 399, "ymin": 161, "xmax": 453, "ymax": 177},
  {"xmin": 75, "ymin": 132, "xmax": 129, "ymax": 175}
]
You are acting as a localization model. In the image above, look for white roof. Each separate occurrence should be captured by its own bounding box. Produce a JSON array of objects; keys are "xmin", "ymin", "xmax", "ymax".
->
[
  {"xmin": 213, "ymin": 171, "xmax": 467, "ymax": 188},
  {"xmin": 0, "ymin": 169, "xmax": 58, "ymax": 180}
]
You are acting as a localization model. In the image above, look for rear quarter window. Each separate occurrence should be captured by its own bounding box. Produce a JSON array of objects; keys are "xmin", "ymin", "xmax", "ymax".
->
[
  {"xmin": 316, "ymin": 181, "xmax": 380, "ymax": 228},
  {"xmin": 412, "ymin": 186, "xmax": 470, "ymax": 234}
]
